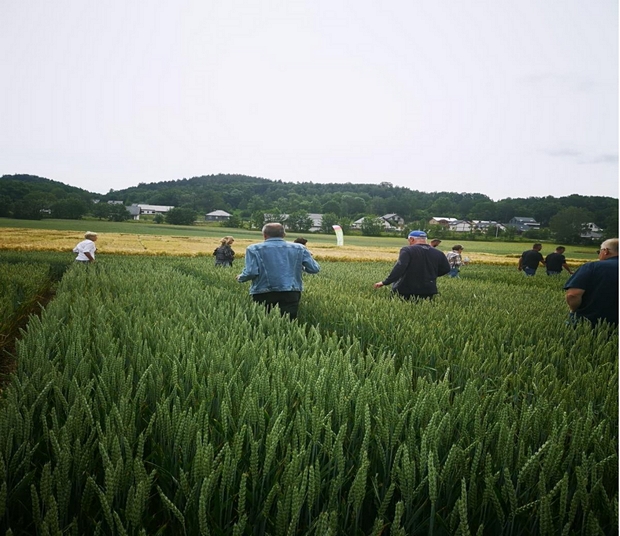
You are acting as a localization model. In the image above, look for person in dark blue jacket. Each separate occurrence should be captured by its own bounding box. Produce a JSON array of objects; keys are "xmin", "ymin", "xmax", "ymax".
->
[
  {"xmin": 564, "ymin": 238, "xmax": 618, "ymax": 326},
  {"xmin": 373, "ymin": 230, "xmax": 450, "ymax": 300}
]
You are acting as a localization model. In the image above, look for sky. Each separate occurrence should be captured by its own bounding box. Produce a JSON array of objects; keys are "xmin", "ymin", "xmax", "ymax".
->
[{"xmin": 1, "ymin": 1, "xmax": 618, "ymax": 200}]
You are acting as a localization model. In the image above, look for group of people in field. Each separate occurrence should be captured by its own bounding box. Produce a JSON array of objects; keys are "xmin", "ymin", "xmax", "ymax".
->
[
  {"xmin": 518, "ymin": 243, "xmax": 574, "ymax": 276},
  {"xmin": 518, "ymin": 240, "xmax": 618, "ymax": 327},
  {"xmin": 73, "ymin": 226, "xmax": 618, "ymax": 328}
]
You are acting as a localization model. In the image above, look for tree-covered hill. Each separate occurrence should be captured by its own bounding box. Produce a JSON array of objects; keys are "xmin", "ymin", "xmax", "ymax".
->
[
  {"xmin": 0, "ymin": 173, "xmax": 617, "ymax": 236},
  {"xmin": 0, "ymin": 174, "xmax": 94, "ymax": 219},
  {"xmin": 101, "ymin": 173, "xmax": 617, "ymax": 231}
]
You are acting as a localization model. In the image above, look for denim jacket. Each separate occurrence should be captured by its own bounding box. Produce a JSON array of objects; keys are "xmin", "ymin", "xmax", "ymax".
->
[{"xmin": 238, "ymin": 238, "xmax": 320, "ymax": 295}]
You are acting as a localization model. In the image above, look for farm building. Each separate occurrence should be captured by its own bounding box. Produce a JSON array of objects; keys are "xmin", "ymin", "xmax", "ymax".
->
[
  {"xmin": 205, "ymin": 210, "xmax": 232, "ymax": 222},
  {"xmin": 581, "ymin": 222, "xmax": 604, "ymax": 240},
  {"xmin": 125, "ymin": 204, "xmax": 174, "ymax": 221},
  {"xmin": 506, "ymin": 217, "xmax": 541, "ymax": 233},
  {"xmin": 429, "ymin": 217, "xmax": 459, "ymax": 227}
]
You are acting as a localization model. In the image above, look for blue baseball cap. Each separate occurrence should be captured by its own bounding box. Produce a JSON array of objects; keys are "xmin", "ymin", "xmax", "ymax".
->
[{"xmin": 408, "ymin": 230, "xmax": 427, "ymax": 238}]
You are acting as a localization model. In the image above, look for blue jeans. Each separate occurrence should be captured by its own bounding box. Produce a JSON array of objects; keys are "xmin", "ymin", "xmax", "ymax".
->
[
  {"xmin": 449, "ymin": 267, "xmax": 460, "ymax": 278},
  {"xmin": 523, "ymin": 267, "xmax": 537, "ymax": 276}
]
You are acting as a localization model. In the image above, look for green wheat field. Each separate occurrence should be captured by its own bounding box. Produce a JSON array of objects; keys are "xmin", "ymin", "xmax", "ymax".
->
[{"xmin": 0, "ymin": 247, "xmax": 616, "ymax": 535}]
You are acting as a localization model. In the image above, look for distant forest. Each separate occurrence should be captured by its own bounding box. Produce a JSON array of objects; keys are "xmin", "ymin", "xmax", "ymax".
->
[{"xmin": 0, "ymin": 173, "xmax": 617, "ymax": 236}]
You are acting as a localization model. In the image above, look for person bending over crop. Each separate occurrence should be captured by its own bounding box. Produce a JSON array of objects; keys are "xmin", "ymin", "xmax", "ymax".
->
[{"xmin": 237, "ymin": 223, "xmax": 320, "ymax": 319}]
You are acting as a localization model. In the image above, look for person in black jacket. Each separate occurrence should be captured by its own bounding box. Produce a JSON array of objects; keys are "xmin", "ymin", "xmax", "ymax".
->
[
  {"xmin": 213, "ymin": 236, "xmax": 235, "ymax": 267},
  {"xmin": 373, "ymin": 230, "xmax": 450, "ymax": 300}
]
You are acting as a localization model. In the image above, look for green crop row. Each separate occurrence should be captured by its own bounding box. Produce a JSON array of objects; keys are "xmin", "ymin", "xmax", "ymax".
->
[
  {"xmin": 0, "ymin": 253, "xmax": 616, "ymax": 535},
  {"xmin": 0, "ymin": 263, "xmax": 49, "ymax": 330},
  {"xmin": 0, "ymin": 253, "xmax": 70, "ymax": 378}
]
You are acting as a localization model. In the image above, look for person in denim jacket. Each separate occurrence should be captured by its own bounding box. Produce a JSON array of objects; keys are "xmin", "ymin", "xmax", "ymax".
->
[{"xmin": 237, "ymin": 223, "xmax": 320, "ymax": 319}]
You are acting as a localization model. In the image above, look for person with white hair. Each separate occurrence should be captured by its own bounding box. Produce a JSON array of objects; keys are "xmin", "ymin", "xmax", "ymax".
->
[
  {"xmin": 237, "ymin": 223, "xmax": 320, "ymax": 319},
  {"xmin": 564, "ymin": 238, "xmax": 618, "ymax": 326},
  {"xmin": 73, "ymin": 231, "xmax": 98, "ymax": 263}
]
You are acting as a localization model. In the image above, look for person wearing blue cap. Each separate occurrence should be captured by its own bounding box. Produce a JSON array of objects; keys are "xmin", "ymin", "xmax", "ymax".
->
[{"xmin": 373, "ymin": 230, "xmax": 450, "ymax": 300}]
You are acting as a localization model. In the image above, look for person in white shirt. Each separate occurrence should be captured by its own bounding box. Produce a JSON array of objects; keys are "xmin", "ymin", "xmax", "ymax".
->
[{"xmin": 73, "ymin": 232, "xmax": 98, "ymax": 263}]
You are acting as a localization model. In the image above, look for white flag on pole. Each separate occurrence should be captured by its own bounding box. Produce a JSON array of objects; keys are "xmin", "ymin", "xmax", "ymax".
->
[{"xmin": 332, "ymin": 225, "xmax": 344, "ymax": 246}]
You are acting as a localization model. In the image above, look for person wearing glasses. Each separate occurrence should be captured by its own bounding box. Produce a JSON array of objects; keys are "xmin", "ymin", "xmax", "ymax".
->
[{"xmin": 564, "ymin": 238, "xmax": 618, "ymax": 327}]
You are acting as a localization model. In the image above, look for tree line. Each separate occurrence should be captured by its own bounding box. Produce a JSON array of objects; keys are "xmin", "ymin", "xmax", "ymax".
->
[{"xmin": 0, "ymin": 173, "xmax": 617, "ymax": 243}]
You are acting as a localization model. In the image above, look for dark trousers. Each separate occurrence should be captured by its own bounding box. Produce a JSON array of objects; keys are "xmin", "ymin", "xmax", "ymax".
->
[
  {"xmin": 393, "ymin": 292, "xmax": 435, "ymax": 301},
  {"xmin": 252, "ymin": 291, "xmax": 302, "ymax": 319}
]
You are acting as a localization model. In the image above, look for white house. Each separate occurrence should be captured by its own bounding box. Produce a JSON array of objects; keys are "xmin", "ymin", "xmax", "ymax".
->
[
  {"xmin": 381, "ymin": 213, "xmax": 405, "ymax": 230},
  {"xmin": 581, "ymin": 222, "xmax": 604, "ymax": 240},
  {"xmin": 126, "ymin": 203, "xmax": 174, "ymax": 220},
  {"xmin": 263, "ymin": 213, "xmax": 288, "ymax": 225},
  {"xmin": 350, "ymin": 217, "xmax": 365, "ymax": 230},
  {"xmin": 307, "ymin": 213, "xmax": 323, "ymax": 232},
  {"xmin": 429, "ymin": 217, "xmax": 458, "ymax": 227},
  {"xmin": 127, "ymin": 205, "xmax": 141, "ymax": 220},
  {"xmin": 351, "ymin": 217, "xmax": 393, "ymax": 231},
  {"xmin": 472, "ymin": 220, "xmax": 506, "ymax": 233},
  {"xmin": 449, "ymin": 220, "xmax": 474, "ymax": 232},
  {"xmin": 205, "ymin": 210, "xmax": 231, "ymax": 222},
  {"xmin": 138, "ymin": 204, "xmax": 174, "ymax": 215}
]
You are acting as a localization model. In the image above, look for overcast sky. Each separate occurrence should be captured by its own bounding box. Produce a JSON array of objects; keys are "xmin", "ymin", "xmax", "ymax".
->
[{"xmin": 2, "ymin": 1, "xmax": 618, "ymax": 200}]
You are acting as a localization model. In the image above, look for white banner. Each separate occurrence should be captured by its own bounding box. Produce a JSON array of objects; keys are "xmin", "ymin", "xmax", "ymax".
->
[{"xmin": 332, "ymin": 225, "xmax": 344, "ymax": 246}]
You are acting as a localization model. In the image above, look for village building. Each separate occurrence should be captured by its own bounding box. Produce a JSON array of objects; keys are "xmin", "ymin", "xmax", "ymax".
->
[
  {"xmin": 205, "ymin": 210, "xmax": 232, "ymax": 222},
  {"xmin": 506, "ymin": 217, "xmax": 541, "ymax": 233}
]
